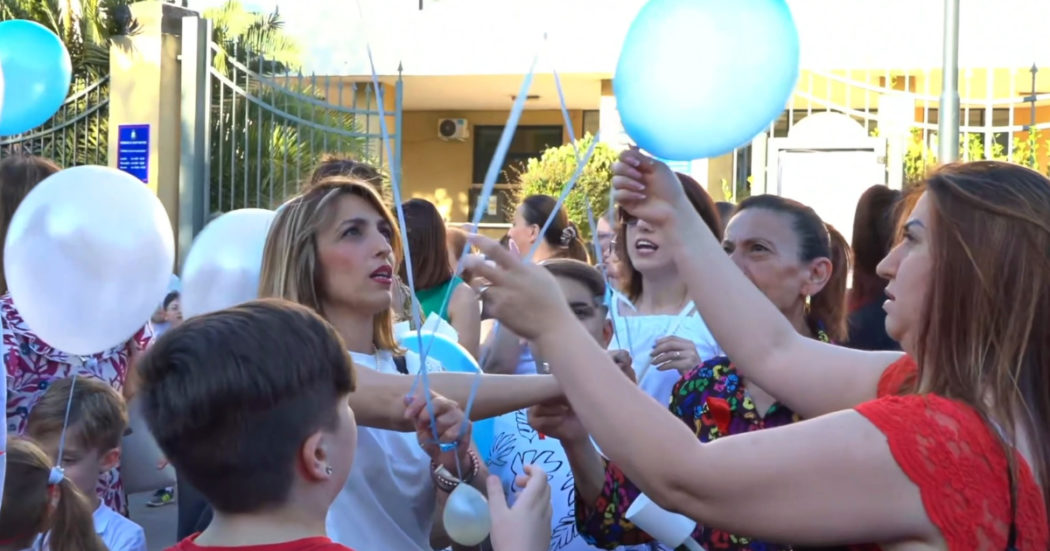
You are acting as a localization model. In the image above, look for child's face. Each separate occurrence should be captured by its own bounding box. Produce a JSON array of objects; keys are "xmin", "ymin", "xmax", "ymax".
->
[
  {"xmin": 32, "ymin": 429, "xmax": 119, "ymax": 505},
  {"xmin": 165, "ymin": 298, "xmax": 183, "ymax": 325}
]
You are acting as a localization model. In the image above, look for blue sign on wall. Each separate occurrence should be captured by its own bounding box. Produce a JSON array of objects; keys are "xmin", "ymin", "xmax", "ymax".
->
[{"xmin": 117, "ymin": 124, "xmax": 150, "ymax": 183}]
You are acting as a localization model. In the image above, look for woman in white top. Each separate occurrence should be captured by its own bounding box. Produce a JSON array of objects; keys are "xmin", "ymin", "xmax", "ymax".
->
[
  {"xmin": 259, "ymin": 176, "xmax": 560, "ymax": 550},
  {"xmin": 609, "ymin": 172, "xmax": 723, "ymax": 404}
]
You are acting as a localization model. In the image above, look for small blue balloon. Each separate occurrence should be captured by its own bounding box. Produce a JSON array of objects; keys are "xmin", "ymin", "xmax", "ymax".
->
[
  {"xmin": 615, "ymin": 0, "xmax": 800, "ymax": 160},
  {"xmin": 0, "ymin": 20, "xmax": 73, "ymax": 136},
  {"xmin": 399, "ymin": 331, "xmax": 495, "ymax": 463}
]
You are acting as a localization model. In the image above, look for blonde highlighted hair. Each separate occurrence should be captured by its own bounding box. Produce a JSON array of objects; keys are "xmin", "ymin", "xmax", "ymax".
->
[{"xmin": 259, "ymin": 176, "xmax": 404, "ymax": 352}]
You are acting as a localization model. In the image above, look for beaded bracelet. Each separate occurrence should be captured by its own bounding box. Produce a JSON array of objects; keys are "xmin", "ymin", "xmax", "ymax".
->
[{"xmin": 431, "ymin": 449, "xmax": 480, "ymax": 493}]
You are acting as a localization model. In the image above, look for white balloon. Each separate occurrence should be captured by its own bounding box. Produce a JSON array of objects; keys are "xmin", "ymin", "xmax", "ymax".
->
[
  {"xmin": 442, "ymin": 484, "xmax": 491, "ymax": 546},
  {"xmin": 181, "ymin": 208, "xmax": 275, "ymax": 319},
  {"xmin": 4, "ymin": 166, "xmax": 174, "ymax": 355}
]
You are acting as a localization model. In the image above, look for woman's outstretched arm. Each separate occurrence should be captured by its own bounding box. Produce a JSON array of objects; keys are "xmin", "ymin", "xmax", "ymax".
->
[
  {"xmin": 464, "ymin": 240, "xmax": 934, "ymax": 546},
  {"xmin": 351, "ymin": 367, "xmax": 560, "ymax": 431}
]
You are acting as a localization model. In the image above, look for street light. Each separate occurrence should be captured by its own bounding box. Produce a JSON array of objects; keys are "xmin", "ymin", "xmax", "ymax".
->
[{"xmin": 938, "ymin": 0, "xmax": 960, "ymax": 162}]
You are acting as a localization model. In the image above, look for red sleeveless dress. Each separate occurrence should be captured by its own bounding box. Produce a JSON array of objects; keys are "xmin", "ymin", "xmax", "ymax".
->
[{"xmin": 855, "ymin": 357, "xmax": 1048, "ymax": 550}]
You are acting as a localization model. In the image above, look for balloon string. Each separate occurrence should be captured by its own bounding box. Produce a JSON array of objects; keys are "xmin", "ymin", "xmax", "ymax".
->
[
  {"xmin": 412, "ymin": 43, "xmax": 543, "ymax": 438},
  {"xmin": 354, "ymin": 0, "xmax": 438, "ymax": 442},
  {"xmin": 552, "ymin": 69, "xmax": 579, "ymax": 160},
  {"xmin": 524, "ymin": 134, "xmax": 600, "ymax": 262},
  {"xmin": 55, "ymin": 375, "xmax": 78, "ymax": 475}
]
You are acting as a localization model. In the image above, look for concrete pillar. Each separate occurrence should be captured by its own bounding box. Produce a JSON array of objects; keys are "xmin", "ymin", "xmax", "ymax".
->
[{"xmin": 108, "ymin": 1, "xmax": 197, "ymax": 264}]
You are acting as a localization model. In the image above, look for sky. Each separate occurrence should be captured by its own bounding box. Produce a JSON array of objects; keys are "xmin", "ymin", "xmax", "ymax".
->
[{"xmin": 186, "ymin": 0, "xmax": 1050, "ymax": 77}]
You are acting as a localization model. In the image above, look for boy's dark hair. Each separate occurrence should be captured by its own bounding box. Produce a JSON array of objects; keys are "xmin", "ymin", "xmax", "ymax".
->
[
  {"xmin": 542, "ymin": 259, "xmax": 606, "ymax": 305},
  {"xmin": 162, "ymin": 291, "xmax": 180, "ymax": 309},
  {"xmin": 138, "ymin": 298, "xmax": 356, "ymax": 513},
  {"xmin": 26, "ymin": 376, "xmax": 128, "ymax": 454}
]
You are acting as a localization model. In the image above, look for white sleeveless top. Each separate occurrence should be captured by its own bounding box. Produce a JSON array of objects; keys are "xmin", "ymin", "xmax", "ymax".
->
[{"xmin": 608, "ymin": 296, "xmax": 722, "ymax": 406}]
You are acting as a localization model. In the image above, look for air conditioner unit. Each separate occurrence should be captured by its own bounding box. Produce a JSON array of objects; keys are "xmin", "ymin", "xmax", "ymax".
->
[{"xmin": 438, "ymin": 118, "xmax": 470, "ymax": 141}]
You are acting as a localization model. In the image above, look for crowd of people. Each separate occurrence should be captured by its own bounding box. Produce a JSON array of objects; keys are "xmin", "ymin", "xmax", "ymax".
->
[{"xmin": 0, "ymin": 145, "xmax": 1047, "ymax": 551}]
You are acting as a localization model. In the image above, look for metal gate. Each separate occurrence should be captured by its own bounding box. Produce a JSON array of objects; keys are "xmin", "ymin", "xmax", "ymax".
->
[
  {"xmin": 178, "ymin": 16, "xmax": 403, "ymax": 251},
  {"xmin": 0, "ymin": 75, "xmax": 110, "ymax": 166}
]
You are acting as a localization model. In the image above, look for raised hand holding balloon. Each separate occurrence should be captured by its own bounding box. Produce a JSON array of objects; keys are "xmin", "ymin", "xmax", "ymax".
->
[
  {"xmin": 0, "ymin": 20, "xmax": 73, "ymax": 136},
  {"xmin": 615, "ymin": 0, "xmax": 799, "ymax": 160}
]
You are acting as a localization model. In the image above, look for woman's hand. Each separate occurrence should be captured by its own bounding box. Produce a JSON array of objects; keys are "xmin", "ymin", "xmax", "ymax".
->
[
  {"xmin": 608, "ymin": 349, "xmax": 637, "ymax": 383},
  {"xmin": 405, "ymin": 392, "xmax": 473, "ymax": 473},
  {"xmin": 487, "ymin": 466, "xmax": 552, "ymax": 551},
  {"xmin": 612, "ymin": 149, "xmax": 692, "ymax": 234},
  {"xmin": 651, "ymin": 336, "xmax": 701, "ymax": 374},
  {"xmin": 463, "ymin": 235, "xmax": 575, "ymax": 341},
  {"xmin": 528, "ymin": 398, "xmax": 588, "ymax": 443}
]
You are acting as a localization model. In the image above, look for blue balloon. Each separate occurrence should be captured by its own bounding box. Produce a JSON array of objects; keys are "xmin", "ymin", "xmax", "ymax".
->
[
  {"xmin": 0, "ymin": 20, "xmax": 73, "ymax": 136},
  {"xmin": 399, "ymin": 331, "xmax": 495, "ymax": 463},
  {"xmin": 615, "ymin": 0, "xmax": 799, "ymax": 161}
]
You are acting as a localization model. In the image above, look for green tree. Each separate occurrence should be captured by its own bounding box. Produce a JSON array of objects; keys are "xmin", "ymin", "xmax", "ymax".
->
[
  {"xmin": 515, "ymin": 134, "xmax": 618, "ymax": 239},
  {"xmin": 205, "ymin": 0, "xmax": 370, "ymax": 213},
  {"xmin": 0, "ymin": 0, "xmax": 136, "ymax": 164},
  {"xmin": 0, "ymin": 0, "xmax": 138, "ymax": 79}
]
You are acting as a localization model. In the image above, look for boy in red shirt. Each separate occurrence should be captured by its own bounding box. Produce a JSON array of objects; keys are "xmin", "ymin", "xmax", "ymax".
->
[{"xmin": 137, "ymin": 299, "xmax": 363, "ymax": 551}]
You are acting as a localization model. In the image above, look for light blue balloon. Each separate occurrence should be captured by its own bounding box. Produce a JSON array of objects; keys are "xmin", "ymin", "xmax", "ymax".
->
[
  {"xmin": 0, "ymin": 20, "xmax": 73, "ymax": 136},
  {"xmin": 399, "ymin": 331, "xmax": 495, "ymax": 463},
  {"xmin": 615, "ymin": 0, "xmax": 799, "ymax": 161}
]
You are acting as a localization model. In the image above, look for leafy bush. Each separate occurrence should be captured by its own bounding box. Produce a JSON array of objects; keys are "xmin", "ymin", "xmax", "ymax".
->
[{"xmin": 515, "ymin": 133, "xmax": 618, "ymax": 239}]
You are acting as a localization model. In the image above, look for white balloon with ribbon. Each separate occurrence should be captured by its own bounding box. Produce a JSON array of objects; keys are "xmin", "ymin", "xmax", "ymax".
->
[
  {"xmin": 4, "ymin": 166, "xmax": 174, "ymax": 355},
  {"xmin": 180, "ymin": 208, "xmax": 275, "ymax": 319}
]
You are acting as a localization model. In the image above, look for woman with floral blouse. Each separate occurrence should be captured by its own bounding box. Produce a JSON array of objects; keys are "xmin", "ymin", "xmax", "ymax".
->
[{"xmin": 531, "ymin": 195, "xmax": 851, "ymax": 551}]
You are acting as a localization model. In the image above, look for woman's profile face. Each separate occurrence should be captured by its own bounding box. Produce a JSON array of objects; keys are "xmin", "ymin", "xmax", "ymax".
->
[
  {"xmin": 507, "ymin": 207, "xmax": 533, "ymax": 259},
  {"xmin": 877, "ymin": 193, "xmax": 933, "ymax": 352},
  {"xmin": 316, "ymin": 194, "xmax": 396, "ymax": 316}
]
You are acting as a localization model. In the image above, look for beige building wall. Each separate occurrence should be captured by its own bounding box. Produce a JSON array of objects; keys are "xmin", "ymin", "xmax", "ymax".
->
[{"xmin": 399, "ymin": 109, "xmax": 583, "ymax": 222}]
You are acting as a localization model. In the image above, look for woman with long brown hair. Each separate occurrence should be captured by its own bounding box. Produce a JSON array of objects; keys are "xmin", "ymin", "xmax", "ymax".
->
[
  {"xmin": 848, "ymin": 184, "xmax": 902, "ymax": 350},
  {"xmin": 399, "ymin": 198, "xmax": 480, "ymax": 358},
  {"xmin": 469, "ymin": 154, "xmax": 1048, "ymax": 549},
  {"xmin": 0, "ymin": 437, "xmax": 105, "ymax": 551}
]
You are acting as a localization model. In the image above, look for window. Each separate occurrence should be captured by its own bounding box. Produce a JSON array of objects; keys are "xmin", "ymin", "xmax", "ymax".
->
[
  {"xmin": 582, "ymin": 110, "xmax": 600, "ymax": 137},
  {"xmin": 471, "ymin": 125, "xmax": 563, "ymax": 184}
]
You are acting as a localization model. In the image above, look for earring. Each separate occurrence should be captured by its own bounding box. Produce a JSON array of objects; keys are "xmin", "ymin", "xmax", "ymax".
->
[{"xmin": 324, "ymin": 465, "xmax": 333, "ymax": 475}]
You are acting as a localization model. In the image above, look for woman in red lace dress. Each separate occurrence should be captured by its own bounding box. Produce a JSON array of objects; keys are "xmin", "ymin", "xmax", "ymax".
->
[{"xmin": 467, "ymin": 154, "xmax": 1049, "ymax": 550}]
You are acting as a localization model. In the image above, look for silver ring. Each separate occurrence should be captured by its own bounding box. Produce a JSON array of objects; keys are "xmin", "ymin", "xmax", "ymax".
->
[
  {"xmin": 674, "ymin": 351, "xmax": 680, "ymax": 359},
  {"xmin": 479, "ymin": 285, "xmax": 491, "ymax": 297}
]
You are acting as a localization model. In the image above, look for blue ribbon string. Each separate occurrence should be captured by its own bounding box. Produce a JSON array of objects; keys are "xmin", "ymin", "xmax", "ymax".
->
[{"xmin": 354, "ymin": 0, "xmax": 438, "ymax": 443}]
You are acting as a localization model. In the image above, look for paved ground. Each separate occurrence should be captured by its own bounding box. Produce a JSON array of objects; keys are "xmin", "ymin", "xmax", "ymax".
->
[{"xmin": 129, "ymin": 490, "xmax": 178, "ymax": 551}]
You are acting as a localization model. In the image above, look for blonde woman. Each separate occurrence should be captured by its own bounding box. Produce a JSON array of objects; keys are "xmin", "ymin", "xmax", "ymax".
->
[{"xmin": 258, "ymin": 176, "xmax": 561, "ymax": 550}]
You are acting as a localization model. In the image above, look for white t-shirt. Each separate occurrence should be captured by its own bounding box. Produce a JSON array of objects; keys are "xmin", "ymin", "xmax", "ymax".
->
[
  {"xmin": 488, "ymin": 410, "xmax": 649, "ymax": 551},
  {"xmin": 94, "ymin": 503, "xmax": 147, "ymax": 551},
  {"xmin": 608, "ymin": 299, "xmax": 722, "ymax": 406},
  {"xmin": 326, "ymin": 349, "xmax": 444, "ymax": 550}
]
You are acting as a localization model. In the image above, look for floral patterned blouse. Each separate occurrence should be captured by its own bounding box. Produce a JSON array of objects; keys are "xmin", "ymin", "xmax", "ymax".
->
[
  {"xmin": 2, "ymin": 293, "xmax": 152, "ymax": 515},
  {"xmin": 575, "ymin": 329, "xmax": 837, "ymax": 551}
]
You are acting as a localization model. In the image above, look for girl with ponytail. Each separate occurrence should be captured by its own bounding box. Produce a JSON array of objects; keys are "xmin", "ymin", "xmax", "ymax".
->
[
  {"xmin": 0, "ymin": 437, "xmax": 105, "ymax": 551},
  {"xmin": 508, "ymin": 195, "xmax": 589, "ymax": 263}
]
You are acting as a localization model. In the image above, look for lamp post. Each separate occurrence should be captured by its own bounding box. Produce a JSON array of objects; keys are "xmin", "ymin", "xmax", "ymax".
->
[{"xmin": 938, "ymin": 0, "xmax": 960, "ymax": 162}]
